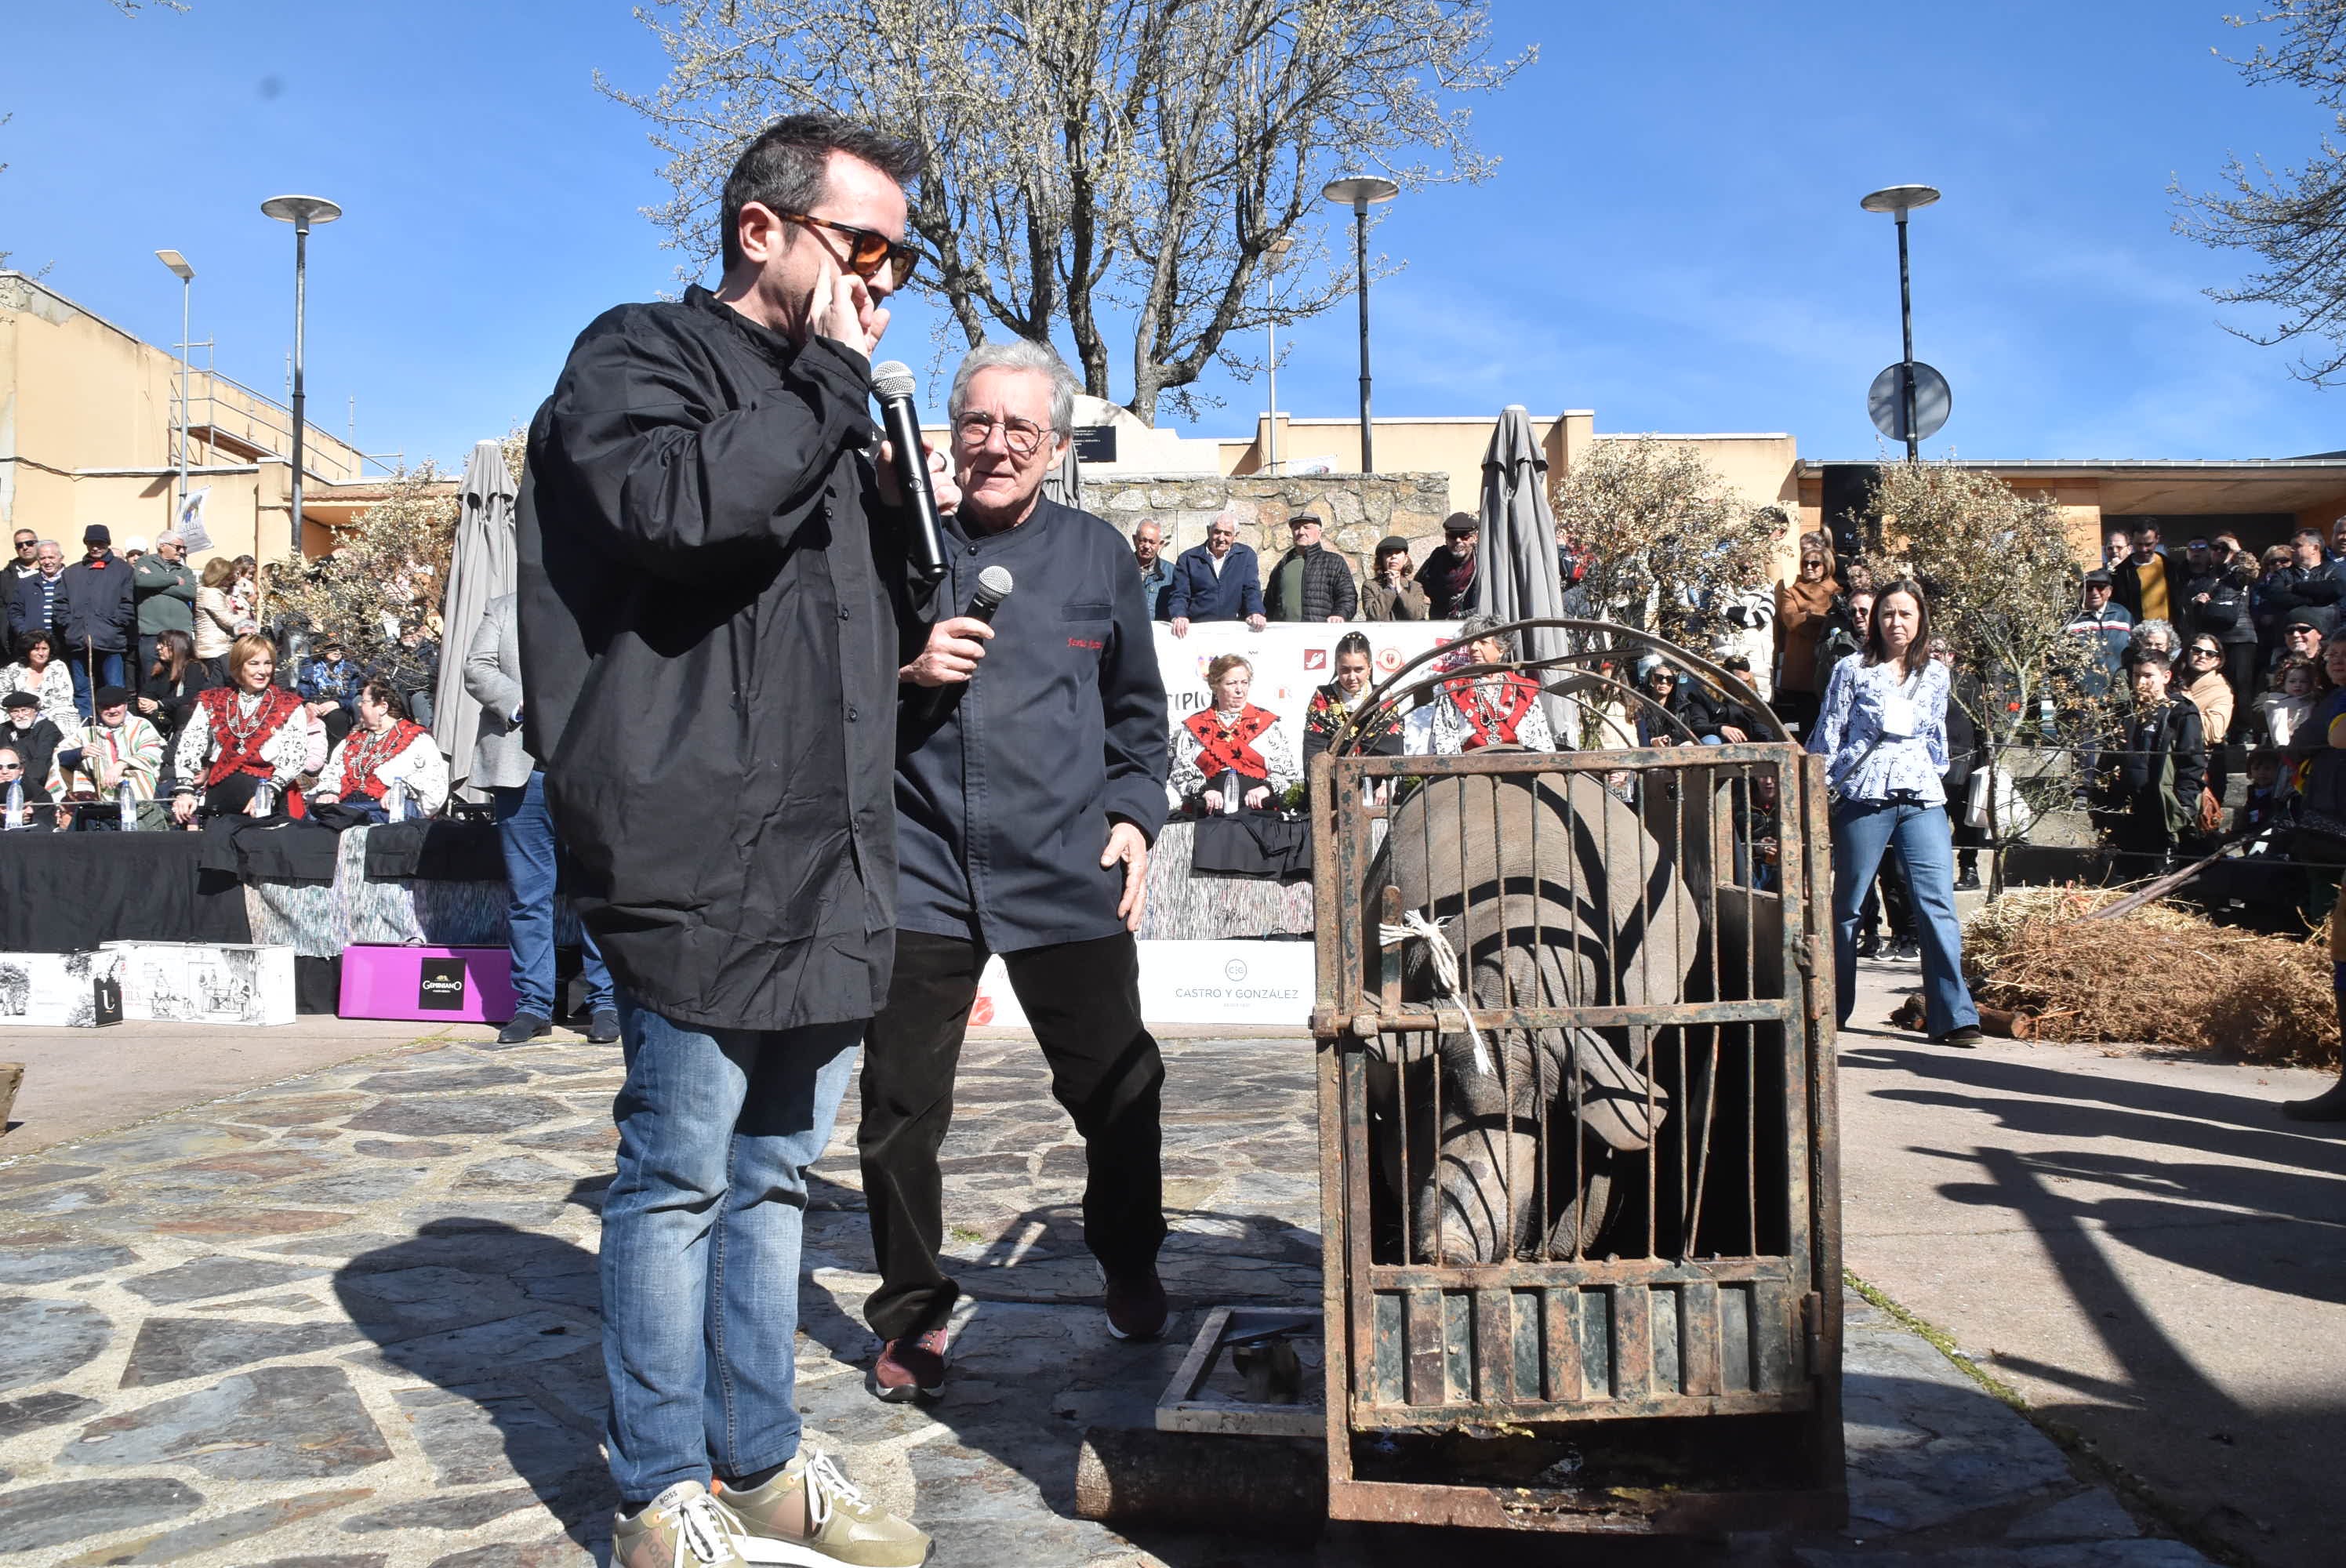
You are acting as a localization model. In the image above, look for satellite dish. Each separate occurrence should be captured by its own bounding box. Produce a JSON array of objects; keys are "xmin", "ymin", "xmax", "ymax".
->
[{"xmin": 1868, "ymin": 361, "xmax": 1951, "ymax": 443}]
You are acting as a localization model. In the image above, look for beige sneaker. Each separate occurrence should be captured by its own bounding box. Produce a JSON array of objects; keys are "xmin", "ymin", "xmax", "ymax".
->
[
  {"xmin": 716, "ymin": 1446, "xmax": 931, "ymax": 1566},
  {"xmin": 613, "ymin": 1479, "xmax": 752, "ymax": 1567}
]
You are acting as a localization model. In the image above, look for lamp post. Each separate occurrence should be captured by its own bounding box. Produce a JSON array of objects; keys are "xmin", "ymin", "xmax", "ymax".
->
[
  {"xmin": 260, "ymin": 194, "xmax": 341, "ymax": 556},
  {"xmin": 154, "ymin": 249, "xmax": 194, "ymax": 517},
  {"xmin": 1321, "ymin": 175, "xmax": 1399, "ymax": 474},
  {"xmin": 1858, "ymin": 183, "xmax": 1941, "ymax": 462},
  {"xmin": 1264, "ymin": 234, "xmax": 1294, "ymax": 475}
]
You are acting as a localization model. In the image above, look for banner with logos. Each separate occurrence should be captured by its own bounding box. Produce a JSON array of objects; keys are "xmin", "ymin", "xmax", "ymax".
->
[
  {"xmin": 1150, "ymin": 619, "xmax": 1462, "ymax": 741},
  {"xmin": 975, "ymin": 939, "xmax": 1315, "ymax": 1029},
  {"xmin": 176, "ymin": 487, "xmax": 212, "ymax": 554}
]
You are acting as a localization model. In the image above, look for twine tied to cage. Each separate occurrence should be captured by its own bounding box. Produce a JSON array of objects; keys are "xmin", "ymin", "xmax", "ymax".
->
[{"xmin": 1378, "ymin": 909, "xmax": 1492, "ymax": 1076}]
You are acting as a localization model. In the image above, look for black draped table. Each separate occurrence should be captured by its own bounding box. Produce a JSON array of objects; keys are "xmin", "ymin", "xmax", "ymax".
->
[
  {"xmin": 0, "ymin": 830, "xmax": 253, "ymax": 951},
  {"xmin": 0, "ymin": 821, "xmax": 524, "ymax": 957},
  {"xmin": 0, "ymin": 818, "xmax": 1309, "ymax": 961}
]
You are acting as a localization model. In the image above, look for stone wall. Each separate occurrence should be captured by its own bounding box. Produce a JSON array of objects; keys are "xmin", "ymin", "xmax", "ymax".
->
[{"xmin": 1082, "ymin": 472, "xmax": 1458, "ymax": 583}]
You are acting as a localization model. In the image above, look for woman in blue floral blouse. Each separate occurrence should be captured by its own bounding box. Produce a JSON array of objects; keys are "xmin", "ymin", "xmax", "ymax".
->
[{"xmin": 1806, "ymin": 578, "xmax": 1982, "ymax": 1046}]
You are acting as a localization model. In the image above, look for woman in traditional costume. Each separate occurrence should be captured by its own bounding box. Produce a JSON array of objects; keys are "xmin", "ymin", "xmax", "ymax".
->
[
  {"xmin": 1168, "ymin": 652, "xmax": 1297, "ymax": 813},
  {"xmin": 169, "ymin": 633, "xmax": 325, "ymax": 825},
  {"xmin": 1302, "ymin": 630, "xmax": 1402, "ymax": 762},
  {"xmin": 1429, "ymin": 615, "xmax": 1556, "ymax": 754},
  {"xmin": 311, "ymin": 679, "xmax": 448, "ymax": 822}
]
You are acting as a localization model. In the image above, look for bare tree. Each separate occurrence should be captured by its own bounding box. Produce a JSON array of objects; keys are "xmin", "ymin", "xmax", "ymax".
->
[
  {"xmin": 604, "ymin": 0, "xmax": 1530, "ymax": 424},
  {"xmin": 1549, "ymin": 438, "xmax": 1781, "ymax": 644},
  {"xmin": 268, "ymin": 463, "xmax": 458, "ymax": 674},
  {"xmin": 2174, "ymin": 2, "xmax": 2346, "ymax": 382}
]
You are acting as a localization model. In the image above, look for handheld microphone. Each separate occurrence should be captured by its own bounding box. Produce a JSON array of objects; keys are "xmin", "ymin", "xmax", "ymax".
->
[
  {"xmin": 871, "ymin": 361, "xmax": 949, "ymax": 585},
  {"xmin": 912, "ymin": 565, "xmax": 1014, "ymax": 730}
]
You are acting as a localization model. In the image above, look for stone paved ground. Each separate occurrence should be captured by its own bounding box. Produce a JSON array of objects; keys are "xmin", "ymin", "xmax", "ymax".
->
[{"xmin": 0, "ymin": 1029, "xmax": 2217, "ymax": 1566}]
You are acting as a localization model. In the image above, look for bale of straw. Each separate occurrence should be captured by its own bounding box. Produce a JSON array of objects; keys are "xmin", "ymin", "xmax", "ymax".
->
[{"xmin": 1959, "ymin": 892, "xmax": 2339, "ymax": 1066}]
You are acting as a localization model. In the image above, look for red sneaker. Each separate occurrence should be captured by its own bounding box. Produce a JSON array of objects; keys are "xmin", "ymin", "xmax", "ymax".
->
[
  {"xmin": 869, "ymin": 1326, "xmax": 949, "ymax": 1403},
  {"xmin": 1102, "ymin": 1266, "xmax": 1168, "ymax": 1341}
]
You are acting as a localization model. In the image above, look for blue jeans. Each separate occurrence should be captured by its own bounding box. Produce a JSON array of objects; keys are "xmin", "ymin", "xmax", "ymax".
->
[
  {"xmin": 1830, "ymin": 796, "xmax": 1979, "ymax": 1036},
  {"xmin": 600, "ymin": 999, "xmax": 860, "ymax": 1502},
  {"xmin": 493, "ymin": 771, "xmax": 612, "ymax": 1018},
  {"xmin": 67, "ymin": 650, "xmax": 126, "ymax": 721}
]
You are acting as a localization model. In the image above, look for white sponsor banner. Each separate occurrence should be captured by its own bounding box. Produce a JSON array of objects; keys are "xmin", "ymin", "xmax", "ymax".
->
[
  {"xmin": 176, "ymin": 487, "xmax": 212, "ymax": 554},
  {"xmin": 975, "ymin": 939, "xmax": 1315, "ymax": 1029},
  {"xmin": 1151, "ymin": 619, "xmax": 1461, "ymax": 742}
]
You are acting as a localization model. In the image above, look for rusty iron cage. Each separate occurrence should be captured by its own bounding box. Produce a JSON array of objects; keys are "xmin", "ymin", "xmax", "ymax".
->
[{"xmin": 1307, "ymin": 619, "xmax": 1845, "ymax": 1534}]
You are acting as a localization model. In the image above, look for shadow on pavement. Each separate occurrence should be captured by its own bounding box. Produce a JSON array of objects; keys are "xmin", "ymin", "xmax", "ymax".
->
[
  {"xmin": 333, "ymin": 1215, "xmax": 614, "ymax": 1557},
  {"xmin": 1841, "ymin": 1041, "xmax": 2346, "ymax": 1568}
]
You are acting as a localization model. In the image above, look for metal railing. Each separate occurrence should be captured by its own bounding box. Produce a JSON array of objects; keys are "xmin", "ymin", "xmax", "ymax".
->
[{"xmin": 174, "ymin": 364, "xmax": 401, "ymax": 485}]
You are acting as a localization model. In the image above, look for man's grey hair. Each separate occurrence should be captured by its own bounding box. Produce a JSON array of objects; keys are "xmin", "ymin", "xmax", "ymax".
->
[
  {"xmin": 35, "ymin": 540, "xmax": 58, "ymax": 554},
  {"xmin": 948, "ymin": 339, "xmax": 1078, "ymax": 435},
  {"xmin": 2131, "ymin": 618, "xmax": 2176, "ymax": 651},
  {"xmin": 155, "ymin": 531, "xmax": 183, "ymax": 548}
]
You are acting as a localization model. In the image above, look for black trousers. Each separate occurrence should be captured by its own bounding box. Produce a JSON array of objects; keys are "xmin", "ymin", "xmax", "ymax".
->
[{"xmin": 857, "ymin": 927, "xmax": 1167, "ymax": 1342}]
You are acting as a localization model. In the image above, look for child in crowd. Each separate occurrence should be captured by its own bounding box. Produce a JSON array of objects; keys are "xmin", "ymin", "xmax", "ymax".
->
[
  {"xmin": 2254, "ymin": 657, "xmax": 2318, "ymax": 747},
  {"xmin": 2235, "ymin": 746, "xmax": 2294, "ymax": 848}
]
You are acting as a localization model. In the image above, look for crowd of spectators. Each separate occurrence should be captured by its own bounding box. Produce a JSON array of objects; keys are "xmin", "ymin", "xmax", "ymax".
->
[
  {"xmin": 2050, "ymin": 523, "xmax": 2346, "ymax": 879},
  {"xmin": 0, "ymin": 532, "xmax": 448, "ymax": 834}
]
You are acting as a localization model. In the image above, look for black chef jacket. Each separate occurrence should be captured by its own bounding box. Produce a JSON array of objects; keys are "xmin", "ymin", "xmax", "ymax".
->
[
  {"xmin": 518, "ymin": 286, "xmax": 927, "ymax": 1033},
  {"xmin": 894, "ymin": 499, "xmax": 1168, "ymax": 953}
]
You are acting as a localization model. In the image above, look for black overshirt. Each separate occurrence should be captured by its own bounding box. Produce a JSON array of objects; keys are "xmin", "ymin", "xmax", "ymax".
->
[
  {"xmin": 892, "ymin": 499, "xmax": 1168, "ymax": 953},
  {"xmin": 517, "ymin": 286, "xmax": 926, "ymax": 1033}
]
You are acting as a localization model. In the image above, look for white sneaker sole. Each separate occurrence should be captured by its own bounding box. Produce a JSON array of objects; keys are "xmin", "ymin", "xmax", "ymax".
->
[{"xmin": 735, "ymin": 1534, "xmax": 932, "ymax": 1566}]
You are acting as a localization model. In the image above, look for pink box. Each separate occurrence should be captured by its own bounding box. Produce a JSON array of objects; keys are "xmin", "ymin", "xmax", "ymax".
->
[{"xmin": 338, "ymin": 946, "xmax": 517, "ymax": 1023}]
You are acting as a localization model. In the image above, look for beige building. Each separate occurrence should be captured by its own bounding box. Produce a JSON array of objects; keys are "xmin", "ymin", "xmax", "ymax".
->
[
  {"xmin": 26, "ymin": 264, "xmax": 2340, "ymax": 586},
  {"xmin": 0, "ymin": 271, "xmax": 391, "ymax": 565}
]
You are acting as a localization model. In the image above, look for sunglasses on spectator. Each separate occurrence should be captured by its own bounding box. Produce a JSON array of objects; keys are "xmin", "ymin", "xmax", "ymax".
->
[
  {"xmin": 2190, "ymin": 644, "xmax": 2221, "ymax": 657},
  {"xmin": 952, "ymin": 412, "xmax": 1051, "ymax": 459},
  {"xmin": 778, "ymin": 210, "xmax": 919, "ymax": 288},
  {"xmin": 0, "ymin": 763, "xmax": 22, "ymax": 772}
]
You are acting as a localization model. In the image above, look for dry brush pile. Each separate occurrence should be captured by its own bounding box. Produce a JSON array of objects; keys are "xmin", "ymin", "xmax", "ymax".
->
[{"xmin": 1958, "ymin": 888, "xmax": 2339, "ymax": 1067}]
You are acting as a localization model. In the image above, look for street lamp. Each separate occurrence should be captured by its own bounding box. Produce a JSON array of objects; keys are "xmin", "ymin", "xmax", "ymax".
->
[
  {"xmin": 1264, "ymin": 234, "xmax": 1294, "ymax": 475},
  {"xmin": 1322, "ymin": 174, "xmax": 1399, "ymax": 474},
  {"xmin": 1859, "ymin": 183, "xmax": 1941, "ymax": 462},
  {"xmin": 154, "ymin": 249, "xmax": 194, "ymax": 517},
  {"xmin": 260, "ymin": 194, "xmax": 341, "ymax": 556}
]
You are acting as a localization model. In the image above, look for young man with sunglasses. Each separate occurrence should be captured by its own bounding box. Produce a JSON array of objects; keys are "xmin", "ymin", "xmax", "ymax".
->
[
  {"xmin": 520, "ymin": 113, "xmax": 942, "ymax": 1568},
  {"xmin": 9, "ymin": 532, "xmax": 38, "ymax": 583}
]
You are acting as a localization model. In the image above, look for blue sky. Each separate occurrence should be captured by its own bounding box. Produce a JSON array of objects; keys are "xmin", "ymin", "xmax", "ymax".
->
[{"xmin": 3, "ymin": 0, "xmax": 2339, "ymax": 470}]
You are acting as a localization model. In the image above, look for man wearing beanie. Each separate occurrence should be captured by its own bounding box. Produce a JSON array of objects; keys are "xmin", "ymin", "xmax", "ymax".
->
[
  {"xmin": 1362, "ymin": 535, "xmax": 1429, "ymax": 621},
  {"xmin": 59, "ymin": 524, "xmax": 135, "ymax": 721}
]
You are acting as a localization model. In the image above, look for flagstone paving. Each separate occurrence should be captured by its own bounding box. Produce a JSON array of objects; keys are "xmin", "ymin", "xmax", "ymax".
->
[{"xmin": 0, "ymin": 1030, "xmax": 2214, "ymax": 1566}]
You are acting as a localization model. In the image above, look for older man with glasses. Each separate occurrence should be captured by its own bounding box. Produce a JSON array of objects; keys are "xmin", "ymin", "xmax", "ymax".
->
[{"xmin": 862, "ymin": 337, "xmax": 1171, "ymax": 1403}]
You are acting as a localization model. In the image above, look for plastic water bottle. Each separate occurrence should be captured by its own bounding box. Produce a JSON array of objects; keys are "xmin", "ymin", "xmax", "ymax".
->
[
  {"xmin": 253, "ymin": 781, "xmax": 275, "ymax": 817},
  {"xmin": 386, "ymin": 778, "xmax": 409, "ymax": 823},
  {"xmin": 3, "ymin": 780, "xmax": 20, "ymax": 829},
  {"xmin": 117, "ymin": 781, "xmax": 136, "ymax": 832}
]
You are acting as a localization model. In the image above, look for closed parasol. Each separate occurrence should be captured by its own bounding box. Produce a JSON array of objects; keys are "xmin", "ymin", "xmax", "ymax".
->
[{"xmin": 432, "ymin": 439, "xmax": 518, "ymax": 795}]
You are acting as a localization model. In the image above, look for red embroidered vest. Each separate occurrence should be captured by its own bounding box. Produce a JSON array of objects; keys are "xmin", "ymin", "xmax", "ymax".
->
[
  {"xmin": 337, "ymin": 719, "xmax": 427, "ymax": 801},
  {"xmin": 1184, "ymin": 705, "xmax": 1276, "ymax": 779},
  {"xmin": 1450, "ymin": 673, "xmax": 1538, "ymax": 750},
  {"xmin": 197, "ymin": 685, "xmax": 305, "ymax": 789}
]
